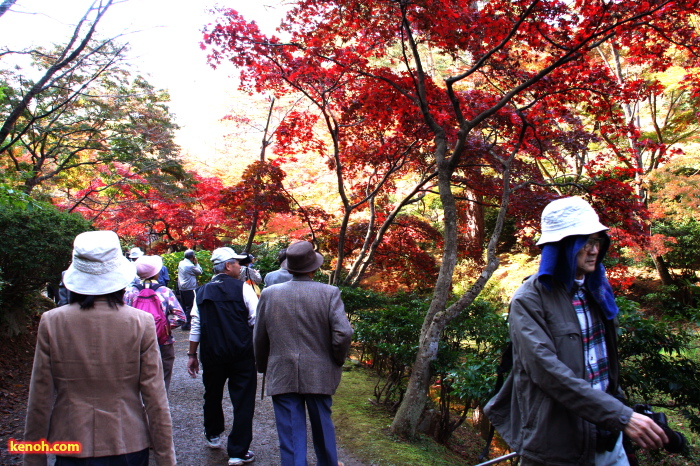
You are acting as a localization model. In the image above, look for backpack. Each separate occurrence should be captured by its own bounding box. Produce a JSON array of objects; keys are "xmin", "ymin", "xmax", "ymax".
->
[
  {"xmin": 245, "ymin": 279, "xmax": 261, "ymax": 297},
  {"xmin": 132, "ymin": 283, "xmax": 170, "ymax": 346}
]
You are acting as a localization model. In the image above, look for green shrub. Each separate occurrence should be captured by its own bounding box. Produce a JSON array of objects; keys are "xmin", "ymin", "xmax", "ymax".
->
[
  {"xmin": 350, "ymin": 291, "xmax": 428, "ymax": 408},
  {"xmin": 617, "ymin": 296, "xmax": 700, "ymax": 435},
  {"xmin": 349, "ymin": 288, "xmax": 510, "ymax": 443},
  {"xmin": 431, "ymin": 298, "xmax": 509, "ymax": 443},
  {"xmin": 653, "ymin": 218, "xmax": 700, "ymax": 279},
  {"xmin": 0, "ymin": 201, "xmax": 92, "ymax": 336}
]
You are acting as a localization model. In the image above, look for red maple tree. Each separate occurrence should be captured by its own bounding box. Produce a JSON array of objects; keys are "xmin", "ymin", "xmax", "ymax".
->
[{"xmin": 202, "ymin": 0, "xmax": 700, "ymax": 436}]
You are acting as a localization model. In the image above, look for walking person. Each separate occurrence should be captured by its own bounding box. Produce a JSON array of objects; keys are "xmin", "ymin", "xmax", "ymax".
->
[
  {"xmin": 187, "ymin": 247, "xmax": 259, "ymax": 466},
  {"xmin": 178, "ymin": 249, "xmax": 202, "ymax": 330},
  {"xmin": 124, "ymin": 254, "xmax": 186, "ymax": 394},
  {"xmin": 24, "ymin": 230, "xmax": 176, "ymax": 466},
  {"xmin": 254, "ymin": 241, "xmax": 354, "ymax": 466},
  {"xmin": 263, "ymin": 248, "xmax": 293, "ymax": 287},
  {"xmin": 484, "ymin": 197, "xmax": 667, "ymax": 465}
]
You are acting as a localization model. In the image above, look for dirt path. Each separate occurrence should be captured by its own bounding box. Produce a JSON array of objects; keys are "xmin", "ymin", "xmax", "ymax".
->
[
  {"xmin": 0, "ymin": 326, "xmax": 369, "ymax": 466},
  {"xmin": 159, "ymin": 329, "xmax": 368, "ymax": 466}
]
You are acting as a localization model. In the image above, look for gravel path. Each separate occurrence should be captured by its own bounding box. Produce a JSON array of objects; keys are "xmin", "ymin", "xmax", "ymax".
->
[{"xmin": 162, "ymin": 329, "xmax": 368, "ymax": 466}]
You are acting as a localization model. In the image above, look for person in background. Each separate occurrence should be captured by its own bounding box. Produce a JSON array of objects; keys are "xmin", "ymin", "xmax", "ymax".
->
[
  {"xmin": 157, "ymin": 257, "xmax": 170, "ymax": 287},
  {"xmin": 254, "ymin": 241, "xmax": 353, "ymax": 466},
  {"xmin": 263, "ymin": 248, "xmax": 293, "ymax": 287},
  {"xmin": 24, "ymin": 230, "xmax": 175, "ymax": 466},
  {"xmin": 129, "ymin": 247, "xmax": 144, "ymax": 261},
  {"xmin": 187, "ymin": 247, "xmax": 258, "ymax": 466},
  {"xmin": 484, "ymin": 197, "xmax": 667, "ymax": 465},
  {"xmin": 178, "ymin": 249, "xmax": 202, "ymax": 331},
  {"xmin": 238, "ymin": 253, "xmax": 262, "ymax": 286},
  {"xmin": 124, "ymin": 255, "xmax": 186, "ymax": 394},
  {"xmin": 56, "ymin": 270, "xmax": 70, "ymax": 306}
]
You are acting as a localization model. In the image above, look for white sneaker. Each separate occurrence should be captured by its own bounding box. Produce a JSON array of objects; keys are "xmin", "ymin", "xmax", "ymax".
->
[
  {"xmin": 228, "ymin": 450, "xmax": 255, "ymax": 465},
  {"xmin": 205, "ymin": 434, "xmax": 221, "ymax": 449}
]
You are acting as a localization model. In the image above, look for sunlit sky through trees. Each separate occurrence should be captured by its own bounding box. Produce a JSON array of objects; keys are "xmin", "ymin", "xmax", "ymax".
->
[{"xmin": 0, "ymin": 0, "xmax": 289, "ymax": 174}]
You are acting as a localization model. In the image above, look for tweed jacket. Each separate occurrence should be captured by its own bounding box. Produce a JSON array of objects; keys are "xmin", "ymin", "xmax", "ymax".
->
[
  {"xmin": 24, "ymin": 301, "xmax": 176, "ymax": 466},
  {"xmin": 254, "ymin": 276, "xmax": 353, "ymax": 396}
]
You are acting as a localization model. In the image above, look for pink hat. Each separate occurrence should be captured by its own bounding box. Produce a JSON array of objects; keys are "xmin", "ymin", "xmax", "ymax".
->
[{"xmin": 135, "ymin": 255, "xmax": 163, "ymax": 280}]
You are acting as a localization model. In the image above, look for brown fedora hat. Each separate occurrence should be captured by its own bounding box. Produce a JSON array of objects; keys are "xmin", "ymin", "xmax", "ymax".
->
[{"xmin": 281, "ymin": 241, "xmax": 324, "ymax": 274}]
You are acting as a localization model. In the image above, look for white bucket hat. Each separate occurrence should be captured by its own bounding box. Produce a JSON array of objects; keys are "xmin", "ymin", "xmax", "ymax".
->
[
  {"xmin": 129, "ymin": 247, "xmax": 144, "ymax": 259},
  {"xmin": 536, "ymin": 197, "xmax": 608, "ymax": 246},
  {"xmin": 211, "ymin": 247, "xmax": 247, "ymax": 265},
  {"xmin": 63, "ymin": 231, "xmax": 136, "ymax": 295}
]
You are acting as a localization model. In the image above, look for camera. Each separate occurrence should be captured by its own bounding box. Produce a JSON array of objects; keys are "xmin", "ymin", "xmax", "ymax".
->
[{"xmin": 633, "ymin": 404, "xmax": 687, "ymax": 454}]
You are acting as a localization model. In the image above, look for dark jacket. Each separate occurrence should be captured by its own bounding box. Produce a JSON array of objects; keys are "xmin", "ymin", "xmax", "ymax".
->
[
  {"xmin": 196, "ymin": 274, "xmax": 253, "ymax": 364},
  {"xmin": 484, "ymin": 275, "xmax": 633, "ymax": 465}
]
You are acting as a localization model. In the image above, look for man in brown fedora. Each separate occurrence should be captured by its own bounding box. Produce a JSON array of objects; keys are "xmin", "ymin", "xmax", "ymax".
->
[{"xmin": 254, "ymin": 241, "xmax": 354, "ymax": 466}]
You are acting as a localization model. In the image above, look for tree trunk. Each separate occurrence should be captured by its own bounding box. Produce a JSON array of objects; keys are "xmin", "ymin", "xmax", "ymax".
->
[
  {"xmin": 391, "ymin": 127, "xmax": 517, "ymax": 437},
  {"xmin": 651, "ymin": 254, "xmax": 674, "ymax": 286},
  {"xmin": 244, "ymin": 210, "xmax": 259, "ymax": 252},
  {"xmin": 391, "ymin": 153, "xmax": 458, "ymax": 437}
]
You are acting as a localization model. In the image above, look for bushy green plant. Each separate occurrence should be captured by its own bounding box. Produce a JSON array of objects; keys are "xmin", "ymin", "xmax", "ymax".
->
[
  {"xmin": 350, "ymin": 291, "xmax": 429, "ymax": 408},
  {"xmin": 349, "ymin": 288, "xmax": 510, "ymax": 443},
  {"xmin": 431, "ymin": 298, "xmax": 509, "ymax": 443},
  {"xmin": 0, "ymin": 201, "xmax": 92, "ymax": 336},
  {"xmin": 617, "ymin": 296, "xmax": 700, "ymax": 435},
  {"xmin": 653, "ymin": 218, "xmax": 700, "ymax": 279},
  {"xmin": 642, "ymin": 281, "xmax": 700, "ymax": 322}
]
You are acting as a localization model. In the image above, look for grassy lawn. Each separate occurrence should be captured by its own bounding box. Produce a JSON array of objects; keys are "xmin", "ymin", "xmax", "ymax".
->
[{"xmin": 332, "ymin": 362, "xmax": 480, "ymax": 465}]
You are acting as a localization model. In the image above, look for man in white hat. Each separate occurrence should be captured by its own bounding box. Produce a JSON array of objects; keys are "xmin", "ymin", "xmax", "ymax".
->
[
  {"xmin": 254, "ymin": 241, "xmax": 353, "ymax": 466},
  {"xmin": 186, "ymin": 247, "xmax": 258, "ymax": 466},
  {"xmin": 484, "ymin": 197, "xmax": 667, "ymax": 465}
]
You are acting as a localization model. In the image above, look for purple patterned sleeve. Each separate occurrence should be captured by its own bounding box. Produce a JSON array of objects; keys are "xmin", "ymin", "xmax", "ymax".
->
[
  {"xmin": 157, "ymin": 288, "xmax": 186, "ymax": 326},
  {"xmin": 123, "ymin": 286, "xmax": 137, "ymax": 306}
]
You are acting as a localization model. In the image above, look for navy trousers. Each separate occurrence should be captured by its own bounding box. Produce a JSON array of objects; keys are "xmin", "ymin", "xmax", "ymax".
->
[
  {"xmin": 202, "ymin": 357, "xmax": 257, "ymax": 459},
  {"xmin": 272, "ymin": 393, "xmax": 338, "ymax": 466}
]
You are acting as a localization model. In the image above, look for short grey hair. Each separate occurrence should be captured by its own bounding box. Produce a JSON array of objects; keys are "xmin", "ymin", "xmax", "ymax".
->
[{"xmin": 213, "ymin": 259, "xmax": 235, "ymax": 274}]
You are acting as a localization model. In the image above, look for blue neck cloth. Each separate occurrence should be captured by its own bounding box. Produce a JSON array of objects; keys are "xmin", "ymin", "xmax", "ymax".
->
[{"xmin": 537, "ymin": 235, "xmax": 619, "ymax": 320}]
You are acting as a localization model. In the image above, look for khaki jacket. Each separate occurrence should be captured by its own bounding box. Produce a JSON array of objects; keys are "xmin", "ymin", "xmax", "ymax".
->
[
  {"xmin": 24, "ymin": 301, "xmax": 176, "ymax": 466},
  {"xmin": 484, "ymin": 275, "xmax": 633, "ymax": 465},
  {"xmin": 254, "ymin": 276, "xmax": 353, "ymax": 396}
]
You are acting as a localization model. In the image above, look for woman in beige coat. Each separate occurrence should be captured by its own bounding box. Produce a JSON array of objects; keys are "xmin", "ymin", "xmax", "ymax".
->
[{"xmin": 24, "ymin": 231, "xmax": 176, "ymax": 466}]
